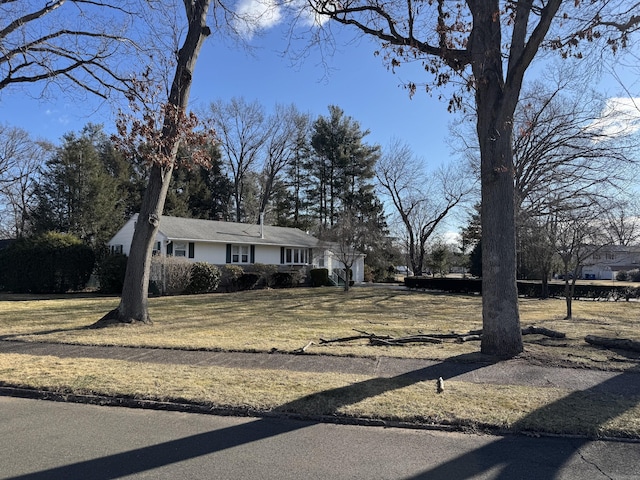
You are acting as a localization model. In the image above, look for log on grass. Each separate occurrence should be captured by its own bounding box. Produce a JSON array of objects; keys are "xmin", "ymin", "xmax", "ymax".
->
[
  {"xmin": 370, "ymin": 335, "xmax": 443, "ymax": 346},
  {"xmin": 521, "ymin": 326, "xmax": 566, "ymax": 339},
  {"xmin": 585, "ymin": 335, "xmax": 640, "ymax": 353}
]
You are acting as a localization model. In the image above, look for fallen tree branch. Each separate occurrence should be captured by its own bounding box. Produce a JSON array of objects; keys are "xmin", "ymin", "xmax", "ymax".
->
[
  {"xmin": 319, "ymin": 335, "xmax": 377, "ymax": 344},
  {"xmin": 370, "ymin": 335, "xmax": 443, "ymax": 346},
  {"xmin": 457, "ymin": 334, "xmax": 482, "ymax": 343},
  {"xmin": 585, "ymin": 335, "xmax": 640, "ymax": 353},
  {"xmin": 521, "ymin": 326, "xmax": 566, "ymax": 339}
]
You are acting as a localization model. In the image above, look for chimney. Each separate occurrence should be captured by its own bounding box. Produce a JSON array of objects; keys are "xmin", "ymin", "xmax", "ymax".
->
[{"xmin": 260, "ymin": 212, "xmax": 265, "ymax": 239}]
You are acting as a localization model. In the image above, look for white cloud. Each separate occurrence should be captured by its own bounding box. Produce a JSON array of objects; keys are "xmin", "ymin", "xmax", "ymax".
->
[
  {"xmin": 289, "ymin": 0, "xmax": 331, "ymax": 27},
  {"xmin": 234, "ymin": 0, "xmax": 284, "ymax": 39},
  {"xmin": 586, "ymin": 97, "xmax": 640, "ymax": 140}
]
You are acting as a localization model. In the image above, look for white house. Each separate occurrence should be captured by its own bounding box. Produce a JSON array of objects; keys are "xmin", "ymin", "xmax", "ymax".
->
[
  {"xmin": 581, "ymin": 245, "xmax": 640, "ymax": 280},
  {"xmin": 108, "ymin": 214, "xmax": 366, "ymax": 282}
]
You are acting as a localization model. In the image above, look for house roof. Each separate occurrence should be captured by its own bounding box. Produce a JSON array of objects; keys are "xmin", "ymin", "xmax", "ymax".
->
[{"xmin": 151, "ymin": 215, "xmax": 320, "ymax": 248}]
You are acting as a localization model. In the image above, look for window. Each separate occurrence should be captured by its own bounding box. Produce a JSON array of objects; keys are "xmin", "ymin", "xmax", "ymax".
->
[
  {"xmin": 111, "ymin": 244, "xmax": 123, "ymax": 255},
  {"xmin": 152, "ymin": 241, "xmax": 161, "ymax": 256},
  {"xmin": 284, "ymin": 248, "xmax": 308, "ymax": 265},
  {"xmin": 174, "ymin": 242, "xmax": 187, "ymax": 257},
  {"xmin": 232, "ymin": 245, "xmax": 250, "ymax": 264}
]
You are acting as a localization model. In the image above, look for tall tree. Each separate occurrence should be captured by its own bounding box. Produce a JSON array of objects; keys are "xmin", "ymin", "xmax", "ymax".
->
[
  {"xmin": 309, "ymin": 105, "xmax": 380, "ymax": 230},
  {"xmin": 0, "ymin": 125, "xmax": 48, "ymax": 238},
  {"xmin": 103, "ymin": 0, "xmax": 213, "ymax": 325},
  {"xmin": 209, "ymin": 97, "xmax": 272, "ymax": 222},
  {"xmin": 257, "ymin": 104, "xmax": 306, "ymax": 223},
  {"xmin": 308, "ymin": 1, "xmax": 640, "ymax": 357},
  {"xmin": 377, "ymin": 139, "xmax": 468, "ymax": 276},
  {"xmin": 31, "ymin": 124, "xmax": 123, "ymax": 247}
]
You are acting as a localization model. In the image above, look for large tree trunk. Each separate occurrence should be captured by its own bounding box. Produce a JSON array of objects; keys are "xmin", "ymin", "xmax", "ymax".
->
[
  {"xmin": 471, "ymin": 1, "xmax": 523, "ymax": 357},
  {"xmin": 102, "ymin": 0, "xmax": 211, "ymax": 325}
]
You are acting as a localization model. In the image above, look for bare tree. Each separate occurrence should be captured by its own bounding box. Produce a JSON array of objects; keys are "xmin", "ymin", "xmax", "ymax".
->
[
  {"xmin": 257, "ymin": 104, "xmax": 305, "ymax": 222},
  {"xmin": 377, "ymin": 139, "xmax": 468, "ymax": 276},
  {"xmin": 1, "ymin": 1, "xmax": 141, "ymax": 98},
  {"xmin": 324, "ymin": 210, "xmax": 365, "ymax": 292},
  {"xmin": 0, "ymin": 125, "xmax": 49, "ymax": 238},
  {"xmin": 209, "ymin": 97, "xmax": 272, "ymax": 222},
  {"xmin": 513, "ymin": 80, "xmax": 638, "ymax": 219},
  {"xmin": 603, "ymin": 199, "xmax": 640, "ymax": 246},
  {"xmin": 550, "ymin": 199, "xmax": 609, "ymax": 319},
  {"xmin": 305, "ymin": 1, "xmax": 640, "ymax": 356}
]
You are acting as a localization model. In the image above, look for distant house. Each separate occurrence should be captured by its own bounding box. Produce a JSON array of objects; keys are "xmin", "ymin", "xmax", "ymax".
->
[
  {"xmin": 108, "ymin": 214, "xmax": 365, "ymax": 282},
  {"xmin": 581, "ymin": 245, "xmax": 640, "ymax": 280}
]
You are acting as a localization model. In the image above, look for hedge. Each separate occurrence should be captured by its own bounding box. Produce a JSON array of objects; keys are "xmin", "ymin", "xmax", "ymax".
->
[
  {"xmin": 0, "ymin": 232, "xmax": 95, "ymax": 293},
  {"xmin": 404, "ymin": 277, "xmax": 640, "ymax": 300}
]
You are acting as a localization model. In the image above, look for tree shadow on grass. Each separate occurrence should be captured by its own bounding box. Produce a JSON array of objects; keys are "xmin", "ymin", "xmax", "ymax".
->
[{"xmin": 5, "ymin": 356, "xmax": 640, "ymax": 480}]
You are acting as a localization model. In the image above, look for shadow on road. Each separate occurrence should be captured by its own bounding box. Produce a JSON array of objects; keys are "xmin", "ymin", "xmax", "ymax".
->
[
  {"xmin": 6, "ymin": 357, "xmax": 488, "ymax": 480},
  {"xmin": 5, "ymin": 356, "xmax": 640, "ymax": 479}
]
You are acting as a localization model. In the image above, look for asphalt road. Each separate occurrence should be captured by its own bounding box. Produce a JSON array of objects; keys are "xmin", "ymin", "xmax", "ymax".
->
[{"xmin": 1, "ymin": 397, "xmax": 639, "ymax": 479}]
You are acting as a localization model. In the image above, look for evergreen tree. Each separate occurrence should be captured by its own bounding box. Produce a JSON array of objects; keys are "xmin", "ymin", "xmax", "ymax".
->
[
  {"xmin": 31, "ymin": 124, "xmax": 124, "ymax": 247},
  {"xmin": 309, "ymin": 106, "xmax": 381, "ymax": 230}
]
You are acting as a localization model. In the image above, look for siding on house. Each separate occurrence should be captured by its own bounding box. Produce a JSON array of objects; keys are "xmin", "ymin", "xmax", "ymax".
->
[{"xmin": 108, "ymin": 214, "xmax": 367, "ymax": 282}]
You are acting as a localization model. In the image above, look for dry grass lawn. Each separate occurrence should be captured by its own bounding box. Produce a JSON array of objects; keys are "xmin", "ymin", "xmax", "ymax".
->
[
  {"xmin": 1, "ymin": 286, "xmax": 639, "ymax": 438},
  {"xmin": 1, "ymin": 287, "xmax": 639, "ymax": 369}
]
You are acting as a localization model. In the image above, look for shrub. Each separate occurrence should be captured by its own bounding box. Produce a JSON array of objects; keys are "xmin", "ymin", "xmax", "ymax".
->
[
  {"xmin": 310, "ymin": 268, "xmax": 330, "ymax": 287},
  {"xmin": 149, "ymin": 256, "xmax": 192, "ymax": 295},
  {"xmin": 97, "ymin": 254, "xmax": 128, "ymax": 294},
  {"xmin": 363, "ymin": 264, "xmax": 375, "ymax": 283},
  {"xmin": 271, "ymin": 271, "xmax": 301, "ymax": 289},
  {"xmin": 221, "ymin": 265, "xmax": 244, "ymax": 291},
  {"xmin": 185, "ymin": 262, "xmax": 221, "ymax": 294},
  {"xmin": 0, "ymin": 232, "xmax": 94, "ymax": 293},
  {"xmin": 246, "ymin": 263, "xmax": 279, "ymax": 288},
  {"xmin": 629, "ymin": 269, "xmax": 640, "ymax": 282},
  {"xmin": 237, "ymin": 272, "xmax": 260, "ymax": 290},
  {"xmin": 616, "ymin": 270, "xmax": 629, "ymax": 281}
]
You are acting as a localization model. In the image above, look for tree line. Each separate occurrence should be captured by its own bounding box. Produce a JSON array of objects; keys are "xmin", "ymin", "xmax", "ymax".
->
[{"xmin": 0, "ymin": 102, "xmax": 405, "ymax": 280}]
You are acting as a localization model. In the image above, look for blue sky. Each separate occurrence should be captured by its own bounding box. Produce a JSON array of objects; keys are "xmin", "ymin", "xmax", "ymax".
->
[
  {"xmin": 1, "ymin": 6, "xmax": 638, "ymax": 176},
  {"xmin": 0, "ymin": 19, "xmax": 461, "ymax": 170}
]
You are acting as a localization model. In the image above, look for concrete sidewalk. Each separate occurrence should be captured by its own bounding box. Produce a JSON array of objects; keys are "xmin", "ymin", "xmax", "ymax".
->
[{"xmin": 2, "ymin": 339, "xmax": 640, "ymax": 396}]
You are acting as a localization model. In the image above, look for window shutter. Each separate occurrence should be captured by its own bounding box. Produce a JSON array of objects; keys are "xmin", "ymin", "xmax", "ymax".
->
[
  {"xmin": 250, "ymin": 245, "xmax": 255, "ymax": 264},
  {"xmin": 308, "ymin": 248, "xmax": 313, "ymax": 265},
  {"xmin": 167, "ymin": 243, "xmax": 173, "ymax": 256},
  {"xmin": 188, "ymin": 242, "xmax": 195, "ymax": 259},
  {"xmin": 280, "ymin": 247, "xmax": 285, "ymax": 264},
  {"xmin": 226, "ymin": 244, "xmax": 232, "ymax": 263}
]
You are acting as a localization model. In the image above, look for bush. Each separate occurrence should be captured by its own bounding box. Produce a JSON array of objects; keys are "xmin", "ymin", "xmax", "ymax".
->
[
  {"xmin": 237, "ymin": 272, "xmax": 261, "ymax": 290},
  {"xmin": 221, "ymin": 265, "xmax": 244, "ymax": 291},
  {"xmin": 271, "ymin": 271, "xmax": 301, "ymax": 289},
  {"xmin": 0, "ymin": 232, "xmax": 94, "ymax": 293},
  {"xmin": 185, "ymin": 262, "xmax": 221, "ymax": 294},
  {"xmin": 616, "ymin": 270, "xmax": 629, "ymax": 281},
  {"xmin": 629, "ymin": 269, "xmax": 640, "ymax": 282},
  {"xmin": 149, "ymin": 256, "xmax": 192, "ymax": 295},
  {"xmin": 310, "ymin": 268, "xmax": 330, "ymax": 287},
  {"xmin": 97, "ymin": 254, "xmax": 128, "ymax": 294},
  {"xmin": 246, "ymin": 263, "xmax": 279, "ymax": 288},
  {"xmin": 363, "ymin": 264, "xmax": 375, "ymax": 283}
]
